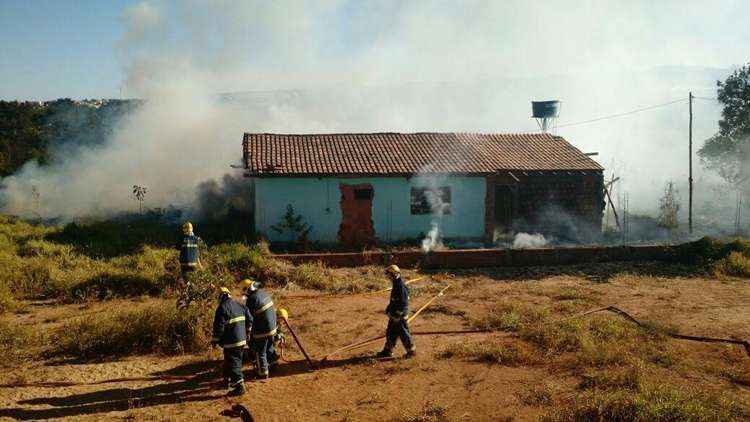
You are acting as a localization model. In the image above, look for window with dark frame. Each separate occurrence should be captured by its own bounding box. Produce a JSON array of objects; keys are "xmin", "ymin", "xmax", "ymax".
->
[
  {"xmin": 354, "ymin": 187, "xmax": 374, "ymax": 200},
  {"xmin": 410, "ymin": 187, "xmax": 451, "ymax": 215}
]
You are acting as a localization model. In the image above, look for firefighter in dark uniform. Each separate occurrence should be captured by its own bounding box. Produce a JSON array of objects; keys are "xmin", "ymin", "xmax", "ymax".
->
[
  {"xmin": 178, "ymin": 221, "xmax": 203, "ymax": 278},
  {"xmin": 239, "ymin": 279, "xmax": 279, "ymax": 379},
  {"xmin": 212, "ymin": 287, "xmax": 252, "ymax": 397},
  {"xmin": 176, "ymin": 222, "xmax": 204, "ymax": 308},
  {"xmin": 377, "ymin": 265, "xmax": 416, "ymax": 358}
]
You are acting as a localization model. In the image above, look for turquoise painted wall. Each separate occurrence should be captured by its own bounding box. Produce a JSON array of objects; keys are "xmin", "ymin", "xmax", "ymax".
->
[{"xmin": 253, "ymin": 176, "xmax": 486, "ymax": 243}]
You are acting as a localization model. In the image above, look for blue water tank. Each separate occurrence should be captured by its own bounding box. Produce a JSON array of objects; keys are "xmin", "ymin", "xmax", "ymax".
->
[{"xmin": 531, "ymin": 100, "xmax": 560, "ymax": 118}]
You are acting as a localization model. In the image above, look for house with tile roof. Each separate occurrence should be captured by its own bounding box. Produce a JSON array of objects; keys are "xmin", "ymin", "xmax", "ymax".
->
[{"xmin": 242, "ymin": 132, "xmax": 605, "ymax": 246}]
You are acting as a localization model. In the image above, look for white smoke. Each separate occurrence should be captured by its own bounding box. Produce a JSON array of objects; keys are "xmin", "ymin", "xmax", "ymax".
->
[
  {"xmin": 0, "ymin": 1, "xmax": 743, "ymax": 222},
  {"xmin": 415, "ymin": 172, "xmax": 449, "ymax": 253},
  {"xmin": 421, "ymin": 221, "xmax": 443, "ymax": 253},
  {"xmin": 512, "ymin": 233, "xmax": 548, "ymax": 249}
]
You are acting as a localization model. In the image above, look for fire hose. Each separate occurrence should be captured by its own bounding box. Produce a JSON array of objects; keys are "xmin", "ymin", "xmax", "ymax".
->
[
  {"xmin": 321, "ymin": 284, "xmax": 452, "ymax": 361},
  {"xmin": 275, "ymin": 307, "xmax": 316, "ymax": 369}
]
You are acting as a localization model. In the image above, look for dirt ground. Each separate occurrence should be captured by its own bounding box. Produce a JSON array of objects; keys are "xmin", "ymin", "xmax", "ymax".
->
[{"xmin": 2, "ymin": 262, "xmax": 750, "ymax": 421}]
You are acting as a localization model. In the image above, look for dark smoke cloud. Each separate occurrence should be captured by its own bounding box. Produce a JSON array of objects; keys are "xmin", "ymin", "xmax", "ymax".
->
[{"xmin": 192, "ymin": 174, "xmax": 252, "ymax": 222}]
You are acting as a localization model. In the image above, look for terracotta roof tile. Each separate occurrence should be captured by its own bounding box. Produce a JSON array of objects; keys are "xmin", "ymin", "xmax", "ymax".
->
[{"xmin": 242, "ymin": 132, "xmax": 602, "ymax": 176}]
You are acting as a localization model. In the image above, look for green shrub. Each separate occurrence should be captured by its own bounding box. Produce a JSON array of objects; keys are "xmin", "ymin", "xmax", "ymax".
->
[
  {"xmin": 0, "ymin": 318, "xmax": 36, "ymax": 366},
  {"xmin": 69, "ymin": 272, "xmax": 163, "ymax": 301},
  {"xmin": 48, "ymin": 219, "xmax": 177, "ymax": 258},
  {"xmin": 675, "ymin": 236, "xmax": 750, "ymax": 267},
  {"xmin": 0, "ymin": 251, "xmax": 24, "ymax": 296},
  {"xmin": 713, "ymin": 251, "xmax": 750, "ymax": 278},
  {"xmin": 17, "ymin": 239, "xmax": 73, "ymax": 258},
  {"xmin": 55, "ymin": 301, "xmax": 211, "ymax": 359},
  {"xmin": 0, "ymin": 282, "xmax": 16, "ymax": 314}
]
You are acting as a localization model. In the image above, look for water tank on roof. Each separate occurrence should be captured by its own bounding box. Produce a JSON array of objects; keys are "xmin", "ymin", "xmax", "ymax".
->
[
  {"xmin": 531, "ymin": 100, "xmax": 560, "ymax": 118},
  {"xmin": 531, "ymin": 100, "xmax": 560, "ymax": 133}
]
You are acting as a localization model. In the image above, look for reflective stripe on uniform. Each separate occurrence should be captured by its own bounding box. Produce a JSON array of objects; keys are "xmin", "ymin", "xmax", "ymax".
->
[
  {"xmin": 228, "ymin": 316, "xmax": 245, "ymax": 324},
  {"xmin": 252, "ymin": 327, "xmax": 277, "ymax": 339},
  {"xmin": 254, "ymin": 300, "xmax": 274, "ymax": 315},
  {"xmin": 223, "ymin": 340, "xmax": 247, "ymax": 348},
  {"xmin": 211, "ymin": 337, "xmax": 220, "ymax": 342},
  {"xmin": 182, "ymin": 262, "xmax": 199, "ymax": 267}
]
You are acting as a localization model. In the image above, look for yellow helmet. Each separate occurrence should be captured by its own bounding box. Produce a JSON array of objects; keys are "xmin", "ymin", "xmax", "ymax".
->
[
  {"xmin": 277, "ymin": 307, "xmax": 289, "ymax": 321},
  {"xmin": 219, "ymin": 286, "xmax": 231, "ymax": 295},
  {"xmin": 385, "ymin": 264, "xmax": 400, "ymax": 276},
  {"xmin": 239, "ymin": 278, "xmax": 259, "ymax": 292},
  {"xmin": 182, "ymin": 221, "xmax": 193, "ymax": 235}
]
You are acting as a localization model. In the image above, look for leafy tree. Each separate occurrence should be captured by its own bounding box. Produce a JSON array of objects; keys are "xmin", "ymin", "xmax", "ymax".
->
[
  {"xmin": 271, "ymin": 204, "xmax": 312, "ymax": 247},
  {"xmin": 0, "ymin": 99, "xmax": 141, "ymax": 177},
  {"xmin": 698, "ymin": 64, "xmax": 750, "ymax": 186}
]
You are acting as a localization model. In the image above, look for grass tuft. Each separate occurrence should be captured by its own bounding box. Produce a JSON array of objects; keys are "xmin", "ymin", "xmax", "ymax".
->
[
  {"xmin": 547, "ymin": 384, "xmax": 743, "ymax": 422},
  {"xmin": 0, "ymin": 319, "xmax": 36, "ymax": 366},
  {"xmin": 713, "ymin": 251, "xmax": 750, "ymax": 278},
  {"xmin": 54, "ymin": 301, "xmax": 211, "ymax": 359},
  {"xmin": 471, "ymin": 301, "xmax": 550, "ymax": 332},
  {"xmin": 437, "ymin": 340, "xmax": 538, "ymax": 366},
  {"xmin": 399, "ymin": 401, "xmax": 451, "ymax": 422}
]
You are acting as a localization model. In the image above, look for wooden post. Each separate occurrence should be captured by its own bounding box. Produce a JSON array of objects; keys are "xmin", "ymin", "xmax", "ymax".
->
[{"xmin": 689, "ymin": 92, "xmax": 694, "ymax": 235}]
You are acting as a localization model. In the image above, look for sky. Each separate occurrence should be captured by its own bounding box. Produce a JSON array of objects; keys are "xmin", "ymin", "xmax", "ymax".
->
[
  {"xmin": 0, "ymin": 1, "xmax": 748, "ymax": 223},
  {"xmin": 1, "ymin": 0, "xmax": 749, "ymax": 100}
]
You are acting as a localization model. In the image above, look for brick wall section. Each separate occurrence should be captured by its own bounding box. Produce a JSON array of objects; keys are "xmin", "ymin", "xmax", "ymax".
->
[
  {"xmin": 274, "ymin": 244, "xmax": 676, "ymax": 269},
  {"xmin": 485, "ymin": 171, "xmax": 605, "ymax": 242}
]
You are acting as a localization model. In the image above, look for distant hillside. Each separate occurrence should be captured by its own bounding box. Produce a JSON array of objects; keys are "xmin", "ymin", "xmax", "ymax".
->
[{"xmin": 0, "ymin": 99, "xmax": 141, "ymax": 177}]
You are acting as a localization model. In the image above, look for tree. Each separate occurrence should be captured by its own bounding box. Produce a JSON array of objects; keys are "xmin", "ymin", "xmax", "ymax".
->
[
  {"xmin": 132, "ymin": 185, "xmax": 148, "ymax": 213},
  {"xmin": 658, "ymin": 181, "xmax": 680, "ymax": 230},
  {"xmin": 271, "ymin": 204, "xmax": 312, "ymax": 247},
  {"xmin": 698, "ymin": 63, "xmax": 750, "ymax": 187}
]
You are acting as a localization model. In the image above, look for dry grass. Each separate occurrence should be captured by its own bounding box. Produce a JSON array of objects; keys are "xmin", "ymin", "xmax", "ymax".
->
[
  {"xmin": 578, "ymin": 366, "xmax": 643, "ymax": 391},
  {"xmin": 437, "ymin": 340, "xmax": 539, "ymax": 366},
  {"xmin": 518, "ymin": 385, "xmax": 553, "ymax": 406},
  {"xmin": 54, "ymin": 300, "xmax": 212, "ymax": 359},
  {"xmin": 398, "ymin": 401, "xmax": 451, "ymax": 422},
  {"xmin": 714, "ymin": 251, "xmax": 750, "ymax": 278},
  {"xmin": 0, "ymin": 216, "xmax": 379, "ymax": 308},
  {"xmin": 470, "ymin": 301, "xmax": 551, "ymax": 332},
  {"xmin": 547, "ymin": 383, "xmax": 744, "ymax": 422},
  {"xmin": 0, "ymin": 318, "xmax": 37, "ymax": 366}
]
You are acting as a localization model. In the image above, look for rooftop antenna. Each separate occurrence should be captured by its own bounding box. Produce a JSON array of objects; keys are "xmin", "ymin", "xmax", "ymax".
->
[{"xmin": 531, "ymin": 100, "xmax": 560, "ymax": 133}]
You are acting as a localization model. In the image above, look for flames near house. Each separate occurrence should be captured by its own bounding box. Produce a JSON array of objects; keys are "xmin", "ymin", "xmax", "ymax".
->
[{"xmin": 242, "ymin": 132, "xmax": 604, "ymax": 247}]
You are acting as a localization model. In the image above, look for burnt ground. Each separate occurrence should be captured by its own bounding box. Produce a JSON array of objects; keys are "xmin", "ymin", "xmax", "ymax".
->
[{"xmin": 2, "ymin": 262, "xmax": 750, "ymax": 421}]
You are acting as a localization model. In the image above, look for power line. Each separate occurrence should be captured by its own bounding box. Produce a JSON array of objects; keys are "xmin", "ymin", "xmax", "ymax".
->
[
  {"xmin": 693, "ymin": 96, "xmax": 718, "ymax": 101},
  {"xmin": 554, "ymin": 98, "xmax": 688, "ymax": 129}
]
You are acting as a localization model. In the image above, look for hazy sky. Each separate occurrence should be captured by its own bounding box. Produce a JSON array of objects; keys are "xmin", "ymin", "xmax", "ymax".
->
[
  {"xmin": 0, "ymin": 1, "xmax": 747, "ymax": 221},
  {"xmin": 1, "ymin": 0, "xmax": 749, "ymax": 100}
]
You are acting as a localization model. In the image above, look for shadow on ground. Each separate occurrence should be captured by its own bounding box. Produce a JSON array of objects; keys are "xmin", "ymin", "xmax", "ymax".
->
[{"xmin": 1, "ymin": 355, "xmax": 372, "ymax": 420}]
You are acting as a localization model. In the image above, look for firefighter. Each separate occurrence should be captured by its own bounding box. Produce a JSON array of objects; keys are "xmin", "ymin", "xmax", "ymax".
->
[
  {"xmin": 377, "ymin": 265, "xmax": 416, "ymax": 359},
  {"xmin": 176, "ymin": 222, "xmax": 205, "ymax": 308},
  {"xmin": 239, "ymin": 279, "xmax": 279, "ymax": 379},
  {"xmin": 212, "ymin": 287, "xmax": 252, "ymax": 397},
  {"xmin": 178, "ymin": 221, "xmax": 203, "ymax": 278}
]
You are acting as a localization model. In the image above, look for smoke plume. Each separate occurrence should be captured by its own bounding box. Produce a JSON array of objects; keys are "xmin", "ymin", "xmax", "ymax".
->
[
  {"xmin": 512, "ymin": 233, "xmax": 548, "ymax": 249},
  {"xmin": 0, "ymin": 1, "xmax": 746, "ymax": 227}
]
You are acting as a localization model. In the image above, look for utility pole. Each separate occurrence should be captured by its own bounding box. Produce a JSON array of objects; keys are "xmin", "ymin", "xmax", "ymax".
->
[{"xmin": 689, "ymin": 92, "xmax": 693, "ymax": 235}]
